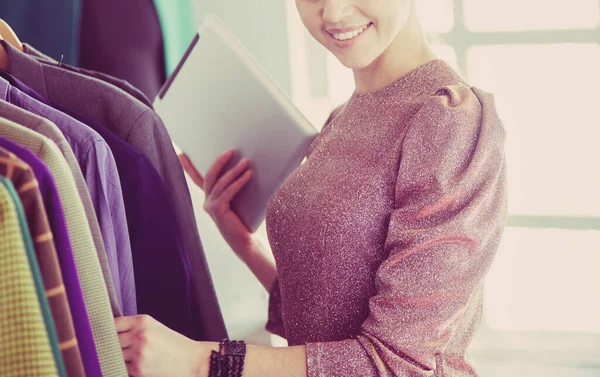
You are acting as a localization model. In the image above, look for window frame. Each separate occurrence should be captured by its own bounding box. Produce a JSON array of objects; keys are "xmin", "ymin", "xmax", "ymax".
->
[{"xmin": 442, "ymin": 1, "xmax": 600, "ymax": 369}]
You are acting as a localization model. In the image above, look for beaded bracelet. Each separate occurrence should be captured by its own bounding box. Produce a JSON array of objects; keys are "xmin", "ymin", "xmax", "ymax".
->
[
  {"xmin": 209, "ymin": 351, "xmax": 223, "ymax": 377},
  {"xmin": 209, "ymin": 339, "xmax": 246, "ymax": 377}
]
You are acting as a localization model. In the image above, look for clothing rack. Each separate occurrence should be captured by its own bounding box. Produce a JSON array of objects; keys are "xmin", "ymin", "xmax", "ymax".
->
[{"xmin": 0, "ymin": 26, "xmax": 226, "ymax": 377}]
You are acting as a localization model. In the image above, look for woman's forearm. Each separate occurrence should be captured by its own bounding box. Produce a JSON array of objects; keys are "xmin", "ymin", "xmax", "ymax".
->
[
  {"xmin": 238, "ymin": 236, "xmax": 278, "ymax": 292},
  {"xmin": 243, "ymin": 344, "xmax": 307, "ymax": 377}
]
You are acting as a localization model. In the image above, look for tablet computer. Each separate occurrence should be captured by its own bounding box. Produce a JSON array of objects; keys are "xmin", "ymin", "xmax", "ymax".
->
[{"xmin": 154, "ymin": 15, "xmax": 318, "ymax": 231}]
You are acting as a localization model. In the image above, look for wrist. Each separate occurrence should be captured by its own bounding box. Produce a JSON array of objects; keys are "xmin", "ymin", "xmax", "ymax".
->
[
  {"xmin": 237, "ymin": 236, "xmax": 263, "ymax": 265},
  {"xmin": 193, "ymin": 342, "xmax": 219, "ymax": 377},
  {"xmin": 208, "ymin": 339, "xmax": 248, "ymax": 377}
]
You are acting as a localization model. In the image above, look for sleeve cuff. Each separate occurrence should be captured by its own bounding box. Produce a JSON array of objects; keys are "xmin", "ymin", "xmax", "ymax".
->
[{"xmin": 306, "ymin": 339, "xmax": 377, "ymax": 377}]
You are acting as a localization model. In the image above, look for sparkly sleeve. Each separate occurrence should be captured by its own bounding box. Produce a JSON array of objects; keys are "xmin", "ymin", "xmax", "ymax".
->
[{"xmin": 305, "ymin": 85, "xmax": 507, "ymax": 376}]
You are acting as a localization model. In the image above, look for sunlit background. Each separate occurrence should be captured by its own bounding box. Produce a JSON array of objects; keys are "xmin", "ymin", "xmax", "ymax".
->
[{"xmin": 188, "ymin": 1, "xmax": 600, "ymax": 376}]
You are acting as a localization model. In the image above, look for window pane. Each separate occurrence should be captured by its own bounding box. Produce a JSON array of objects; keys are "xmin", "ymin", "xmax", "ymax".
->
[
  {"xmin": 467, "ymin": 44, "xmax": 600, "ymax": 217},
  {"xmin": 417, "ymin": 0, "xmax": 454, "ymax": 33},
  {"xmin": 464, "ymin": 0, "xmax": 600, "ymax": 31},
  {"xmin": 484, "ymin": 228, "xmax": 600, "ymax": 333}
]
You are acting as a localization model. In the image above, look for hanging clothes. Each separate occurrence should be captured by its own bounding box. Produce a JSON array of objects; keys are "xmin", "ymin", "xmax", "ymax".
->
[
  {"xmin": 0, "ymin": 89, "xmax": 122, "ymax": 318},
  {"xmin": 79, "ymin": 0, "xmax": 166, "ymax": 100},
  {"xmin": 0, "ymin": 19, "xmax": 232, "ymax": 374},
  {"xmin": 0, "ymin": 137, "xmax": 103, "ymax": 377},
  {"xmin": 0, "ymin": 112, "xmax": 128, "ymax": 377},
  {"xmin": 0, "ymin": 147, "xmax": 85, "ymax": 377},
  {"xmin": 27, "ymin": 46, "xmax": 153, "ymax": 107},
  {"xmin": 1, "ymin": 67, "xmax": 203, "ymax": 341},
  {"xmin": 3, "ymin": 40, "xmax": 228, "ymax": 341},
  {"xmin": 0, "ymin": 175, "xmax": 63, "ymax": 377},
  {"xmin": 0, "ymin": 74, "xmax": 137, "ymax": 316}
]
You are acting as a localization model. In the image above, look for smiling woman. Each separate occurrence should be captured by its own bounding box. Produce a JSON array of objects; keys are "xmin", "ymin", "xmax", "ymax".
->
[
  {"xmin": 112, "ymin": 0, "xmax": 507, "ymax": 376},
  {"xmin": 287, "ymin": 1, "xmax": 600, "ymax": 377}
]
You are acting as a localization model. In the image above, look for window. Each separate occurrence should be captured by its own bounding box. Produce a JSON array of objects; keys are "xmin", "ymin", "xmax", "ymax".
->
[
  {"xmin": 286, "ymin": 1, "xmax": 600, "ymax": 375},
  {"xmin": 464, "ymin": 0, "xmax": 600, "ymax": 31}
]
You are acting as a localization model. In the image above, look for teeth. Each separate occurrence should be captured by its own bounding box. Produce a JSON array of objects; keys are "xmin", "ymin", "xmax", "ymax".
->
[{"xmin": 332, "ymin": 25, "xmax": 367, "ymax": 41}]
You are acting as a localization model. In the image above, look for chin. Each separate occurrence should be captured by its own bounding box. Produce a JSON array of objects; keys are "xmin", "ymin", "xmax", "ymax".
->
[{"xmin": 334, "ymin": 53, "xmax": 377, "ymax": 71}]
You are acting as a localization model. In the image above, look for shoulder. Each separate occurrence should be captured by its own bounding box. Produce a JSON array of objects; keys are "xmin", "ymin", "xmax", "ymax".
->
[
  {"xmin": 415, "ymin": 82, "xmax": 485, "ymax": 126},
  {"xmin": 405, "ymin": 83, "xmax": 505, "ymax": 150},
  {"xmin": 398, "ymin": 83, "xmax": 506, "ymax": 185}
]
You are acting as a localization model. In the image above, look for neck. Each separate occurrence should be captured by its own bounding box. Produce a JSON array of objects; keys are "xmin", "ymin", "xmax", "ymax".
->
[{"xmin": 353, "ymin": 11, "xmax": 437, "ymax": 94}]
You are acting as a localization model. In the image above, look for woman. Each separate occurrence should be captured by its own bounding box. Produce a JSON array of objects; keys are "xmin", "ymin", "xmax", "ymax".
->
[{"xmin": 115, "ymin": 0, "xmax": 507, "ymax": 376}]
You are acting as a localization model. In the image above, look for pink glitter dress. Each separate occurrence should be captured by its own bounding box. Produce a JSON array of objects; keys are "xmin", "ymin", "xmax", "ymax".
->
[{"xmin": 265, "ymin": 60, "xmax": 507, "ymax": 376}]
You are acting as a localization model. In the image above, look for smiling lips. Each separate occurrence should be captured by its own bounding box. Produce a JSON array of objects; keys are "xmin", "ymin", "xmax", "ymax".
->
[{"xmin": 325, "ymin": 22, "xmax": 373, "ymax": 48}]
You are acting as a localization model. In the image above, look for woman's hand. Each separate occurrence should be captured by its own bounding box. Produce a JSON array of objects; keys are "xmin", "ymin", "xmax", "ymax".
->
[
  {"xmin": 115, "ymin": 315, "xmax": 217, "ymax": 377},
  {"xmin": 179, "ymin": 150, "xmax": 255, "ymax": 258},
  {"xmin": 180, "ymin": 151, "xmax": 278, "ymax": 292}
]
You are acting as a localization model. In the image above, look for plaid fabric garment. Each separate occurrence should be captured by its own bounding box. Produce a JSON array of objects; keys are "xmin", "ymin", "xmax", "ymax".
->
[
  {"xmin": 0, "ymin": 116, "xmax": 128, "ymax": 377},
  {"xmin": 0, "ymin": 178, "xmax": 59, "ymax": 377},
  {"xmin": 0, "ymin": 99, "xmax": 122, "ymax": 317},
  {"xmin": 0, "ymin": 147, "xmax": 85, "ymax": 377}
]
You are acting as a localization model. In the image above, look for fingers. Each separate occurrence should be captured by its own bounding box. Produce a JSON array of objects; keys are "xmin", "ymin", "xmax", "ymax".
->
[
  {"xmin": 114, "ymin": 315, "xmax": 137, "ymax": 333},
  {"xmin": 118, "ymin": 329, "xmax": 135, "ymax": 349},
  {"xmin": 204, "ymin": 149, "xmax": 234, "ymax": 195},
  {"xmin": 115, "ymin": 314, "xmax": 155, "ymax": 335},
  {"xmin": 219, "ymin": 169, "xmax": 253, "ymax": 203},
  {"xmin": 179, "ymin": 154, "xmax": 205, "ymax": 189},
  {"xmin": 210, "ymin": 158, "xmax": 250, "ymax": 198}
]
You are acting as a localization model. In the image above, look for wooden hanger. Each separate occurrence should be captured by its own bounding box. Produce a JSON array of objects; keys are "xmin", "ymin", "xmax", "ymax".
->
[{"xmin": 0, "ymin": 18, "xmax": 24, "ymax": 71}]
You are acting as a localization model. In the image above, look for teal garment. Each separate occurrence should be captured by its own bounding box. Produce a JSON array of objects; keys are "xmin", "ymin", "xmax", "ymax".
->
[
  {"xmin": 0, "ymin": 177, "xmax": 67, "ymax": 377},
  {"xmin": 153, "ymin": 0, "xmax": 197, "ymax": 76},
  {"xmin": 0, "ymin": 0, "xmax": 80, "ymax": 66}
]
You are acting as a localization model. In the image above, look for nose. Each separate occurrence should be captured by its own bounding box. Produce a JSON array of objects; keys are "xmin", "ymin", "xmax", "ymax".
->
[{"xmin": 321, "ymin": 0, "xmax": 352, "ymax": 24}]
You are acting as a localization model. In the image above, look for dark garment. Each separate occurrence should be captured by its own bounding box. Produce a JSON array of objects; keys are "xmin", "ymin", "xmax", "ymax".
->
[
  {"xmin": 1, "ymin": 70, "xmax": 201, "ymax": 339},
  {"xmin": 0, "ymin": 74, "xmax": 137, "ymax": 316},
  {"xmin": 0, "ymin": 147, "xmax": 85, "ymax": 377},
  {"xmin": 26, "ymin": 46, "xmax": 153, "ymax": 108},
  {"xmin": 79, "ymin": 0, "xmax": 166, "ymax": 100},
  {"xmin": 0, "ymin": 0, "xmax": 79, "ymax": 66},
  {"xmin": 4, "ymin": 41, "xmax": 228, "ymax": 341},
  {"xmin": 55, "ymin": 110, "xmax": 197, "ymax": 340},
  {"xmin": 0, "ymin": 137, "xmax": 103, "ymax": 377}
]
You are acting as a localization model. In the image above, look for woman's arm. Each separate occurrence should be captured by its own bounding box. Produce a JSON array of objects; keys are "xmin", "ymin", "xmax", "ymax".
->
[
  {"xmin": 235, "ymin": 343, "xmax": 307, "ymax": 377},
  {"xmin": 300, "ymin": 85, "xmax": 508, "ymax": 376},
  {"xmin": 115, "ymin": 315, "xmax": 307, "ymax": 377},
  {"xmin": 240, "ymin": 236, "xmax": 278, "ymax": 292}
]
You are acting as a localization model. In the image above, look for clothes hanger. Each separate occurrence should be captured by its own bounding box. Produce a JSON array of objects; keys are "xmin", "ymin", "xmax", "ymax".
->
[{"xmin": 0, "ymin": 18, "xmax": 24, "ymax": 72}]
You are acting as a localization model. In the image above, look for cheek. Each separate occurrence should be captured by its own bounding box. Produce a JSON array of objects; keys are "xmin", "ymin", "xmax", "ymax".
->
[
  {"xmin": 374, "ymin": 0, "xmax": 411, "ymax": 32},
  {"xmin": 297, "ymin": 4, "xmax": 325, "ymax": 41}
]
